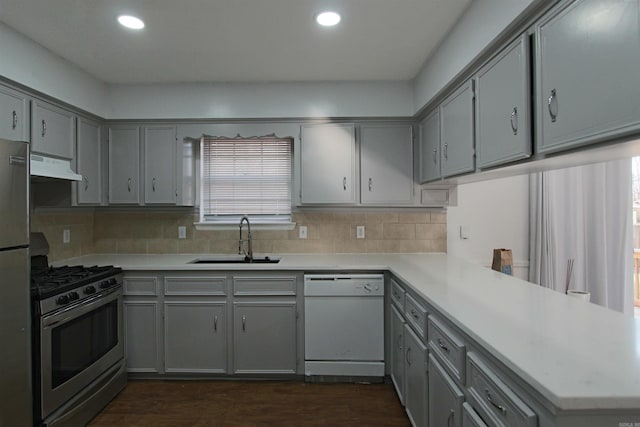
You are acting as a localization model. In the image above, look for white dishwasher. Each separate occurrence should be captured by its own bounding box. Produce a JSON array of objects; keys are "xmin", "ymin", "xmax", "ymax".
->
[{"xmin": 304, "ymin": 274, "xmax": 384, "ymax": 377}]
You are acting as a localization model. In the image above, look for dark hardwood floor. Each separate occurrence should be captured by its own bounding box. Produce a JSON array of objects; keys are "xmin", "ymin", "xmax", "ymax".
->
[{"xmin": 89, "ymin": 380, "xmax": 410, "ymax": 426}]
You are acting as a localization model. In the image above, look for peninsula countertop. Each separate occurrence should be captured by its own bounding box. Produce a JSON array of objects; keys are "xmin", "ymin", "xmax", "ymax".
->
[{"xmin": 55, "ymin": 252, "xmax": 640, "ymax": 412}]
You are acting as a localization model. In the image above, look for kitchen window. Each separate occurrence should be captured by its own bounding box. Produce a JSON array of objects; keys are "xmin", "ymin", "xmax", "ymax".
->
[{"xmin": 197, "ymin": 135, "xmax": 293, "ymax": 228}]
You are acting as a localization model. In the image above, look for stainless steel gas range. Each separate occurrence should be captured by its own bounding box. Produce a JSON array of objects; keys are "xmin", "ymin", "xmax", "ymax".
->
[{"xmin": 31, "ymin": 234, "xmax": 126, "ymax": 427}]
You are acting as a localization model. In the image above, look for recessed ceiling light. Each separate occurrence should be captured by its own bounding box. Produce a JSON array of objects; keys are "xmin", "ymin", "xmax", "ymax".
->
[
  {"xmin": 316, "ymin": 11, "xmax": 341, "ymax": 27},
  {"xmin": 118, "ymin": 15, "xmax": 145, "ymax": 30}
]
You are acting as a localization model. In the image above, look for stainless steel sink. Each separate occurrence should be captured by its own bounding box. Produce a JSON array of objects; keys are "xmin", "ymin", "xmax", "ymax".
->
[{"xmin": 188, "ymin": 256, "xmax": 280, "ymax": 264}]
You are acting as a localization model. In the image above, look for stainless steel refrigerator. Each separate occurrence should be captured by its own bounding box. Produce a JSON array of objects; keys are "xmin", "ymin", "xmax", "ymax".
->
[{"xmin": 0, "ymin": 138, "xmax": 32, "ymax": 425}]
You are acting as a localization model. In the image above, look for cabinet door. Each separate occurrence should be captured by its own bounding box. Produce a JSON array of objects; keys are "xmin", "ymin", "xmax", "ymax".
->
[
  {"xmin": 124, "ymin": 301, "xmax": 160, "ymax": 373},
  {"xmin": 360, "ymin": 124, "xmax": 413, "ymax": 204},
  {"xmin": 419, "ymin": 109, "xmax": 441, "ymax": 183},
  {"xmin": 441, "ymin": 81, "xmax": 475, "ymax": 178},
  {"xmin": 429, "ymin": 354, "xmax": 464, "ymax": 427},
  {"xmin": 0, "ymin": 86, "xmax": 28, "ymax": 141},
  {"xmin": 404, "ymin": 324, "xmax": 427, "ymax": 427},
  {"xmin": 108, "ymin": 126, "xmax": 140, "ymax": 204},
  {"xmin": 475, "ymin": 35, "xmax": 531, "ymax": 169},
  {"xmin": 31, "ymin": 100, "xmax": 75, "ymax": 159},
  {"xmin": 164, "ymin": 302, "xmax": 227, "ymax": 373},
  {"xmin": 300, "ymin": 124, "xmax": 357, "ymax": 204},
  {"xmin": 233, "ymin": 301, "xmax": 297, "ymax": 374},
  {"xmin": 535, "ymin": 0, "xmax": 640, "ymax": 153},
  {"xmin": 76, "ymin": 118, "xmax": 102, "ymax": 204},
  {"xmin": 390, "ymin": 305, "xmax": 406, "ymax": 404},
  {"xmin": 144, "ymin": 126, "xmax": 176, "ymax": 204}
]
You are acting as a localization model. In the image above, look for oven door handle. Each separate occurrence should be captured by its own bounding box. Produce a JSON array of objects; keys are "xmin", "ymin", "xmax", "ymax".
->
[{"xmin": 42, "ymin": 288, "xmax": 121, "ymax": 328}]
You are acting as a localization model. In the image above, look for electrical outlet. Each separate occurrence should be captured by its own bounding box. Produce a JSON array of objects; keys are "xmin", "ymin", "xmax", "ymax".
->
[
  {"xmin": 63, "ymin": 229, "xmax": 71, "ymax": 244},
  {"xmin": 356, "ymin": 225, "xmax": 365, "ymax": 239},
  {"xmin": 299, "ymin": 225, "xmax": 308, "ymax": 239},
  {"xmin": 178, "ymin": 226, "xmax": 187, "ymax": 239}
]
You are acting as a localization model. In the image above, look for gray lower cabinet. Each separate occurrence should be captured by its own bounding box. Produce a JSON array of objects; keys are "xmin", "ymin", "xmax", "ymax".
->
[
  {"xmin": 75, "ymin": 117, "xmax": 102, "ymax": 205},
  {"xmin": 429, "ymin": 354, "xmax": 464, "ymax": 427},
  {"xmin": 462, "ymin": 402, "xmax": 488, "ymax": 427},
  {"xmin": 475, "ymin": 34, "xmax": 531, "ymax": 169},
  {"xmin": 124, "ymin": 300, "xmax": 161, "ymax": 373},
  {"xmin": 404, "ymin": 323, "xmax": 427, "ymax": 427},
  {"xmin": 31, "ymin": 99, "xmax": 75, "ymax": 159},
  {"xmin": 108, "ymin": 125, "xmax": 140, "ymax": 204},
  {"xmin": 440, "ymin": 80, "xmax": 475, "ymax": 178},
  {"xmin": 0, "ymin": 85, "xmax": 29, "ymax": 142},
  {"xmin": 233, "ymin": 301, "xmax": 297, "ymax": 374},
  {"xmin": 390, "ymin": 305, "xmax": 406, "ymax": 404},
  {"xmin": 144, "ymin": 125, "xmax": 177, "ymax": 204},
  {"xmin": 164, "ymin": 301, "xmax": 227, "ymax": 373},
  {"xmin": 535, "ymin": 0, "xmax": 640, "ymax": 153}
]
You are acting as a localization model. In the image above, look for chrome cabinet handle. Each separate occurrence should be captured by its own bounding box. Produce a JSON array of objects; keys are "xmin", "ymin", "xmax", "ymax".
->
[
  {"xmin": 447, "ymin": 410, "xmax": 455, "ymax": 427},
  {"xmin": 127, "ymin": 178, "xmax": 132, "ymax": 192},
  {"xmin": 437, "ymin": 338, "xmax": 449, "ymax": 353},
  {"xmin": 41, "ymin": 119, "xmax": 47, "ymax": 137},
  {"xmin": 397, "ymin": 333, "xmax": 403, "ymax": 350},
  {"xmin": 343, "ymin": 176, "xmax": 347, "ymax": 191},
  {"xmin": 548, "ymin": 89, "xmax": 558, "ymax": 123},
  {"xmin": 83, "ymin": 175, "xmax": 89, "ymax": 191},
  {"xmin": 242, "ymin": 314, "xmax": 246, "ymax": 332},
  {"xmin": 368, "ymin": 177, "xmax": 372, "ymax": 192},
  {"xmin": 410, "ymin": 308, "xmax": 419, "ymax": 319},
  {"xmin": 12, "ymin": 110, "xmax": 17, "ymax": 130},
  {"xmin": 510, "ymin": 106, "xmax": 518, "ymax": 135},
  {"xmin": 405, "ymin": 347, "xmax": 412, "ymax": 366},
  {"xmin": 214, "ymin": 315, "xmax": 218, "ymax": 332},
  {"xmin": 443, "ymin": 143, "xmax": 448, "ymax": 160},
  {"xmin": 485, "ymin": 389, "xmax": 507, "ymax": 415},
  {"xmin": 152, "ymin": 177, "xmax": 156, "ymax": 192},
  {"xmin": 432, "ymin": 148, "xmax": 437, "ymax": 164}
]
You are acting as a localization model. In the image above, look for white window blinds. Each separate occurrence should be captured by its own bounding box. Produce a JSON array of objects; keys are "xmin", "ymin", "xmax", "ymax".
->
[{"xmin": 200, "ymin": 136, "xmax": 292, "ymax": 221}]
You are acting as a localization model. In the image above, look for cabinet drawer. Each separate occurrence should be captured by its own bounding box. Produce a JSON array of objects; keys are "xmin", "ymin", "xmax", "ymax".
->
[
  {"xmin": 404, "ymin": 294, "xmax": 427, "ymax": 340},
  {"xmin": 164, "ymin": 276, "xmax": 227, "ymax": 296},
  {"xmin": 428, "ymin": 315, "xmax": 466, "ymax": 383},
  {"xmin": 390, "ymin": 278, "xmax": 405, "ymax": 311},
  {"xmin": 462, "ymin": 402, "xmax": 488, "ymax": 427},
  {"xmin": 467, "ymin": 352, "xmax": 537, "ymax": 427},
  {"xmin": 123, "ymin": 277, "xmax": 158, "ymax": 296},
  {"xmin": 233, "ymin": 276, "xmax": 297, "ymax": 296}
]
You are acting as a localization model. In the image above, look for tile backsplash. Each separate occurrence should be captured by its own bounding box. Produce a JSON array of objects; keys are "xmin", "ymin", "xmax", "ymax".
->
[{"xmin": 32, "ymin": 210, "xmax": 446, "ymax": 262}]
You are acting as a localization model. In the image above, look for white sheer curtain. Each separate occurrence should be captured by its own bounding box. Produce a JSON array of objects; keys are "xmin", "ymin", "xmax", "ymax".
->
[{"xmin": 529, "ymin": 159, "xmax": 634, "ymax": 315}]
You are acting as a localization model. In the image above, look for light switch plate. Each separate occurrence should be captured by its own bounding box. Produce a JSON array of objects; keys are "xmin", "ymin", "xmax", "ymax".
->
[
  {"xmin": 178, "ymin": 226, "xmax": 187, "ymax": 239},
  {"xmin": 299, "ymin": 225, "xmax": 308, "ymax": 239},
  {"xmin": 63, "ymin": 229, "xmax": 70, "ymax": 244},
  {"xmin": 356, "ymin": 225, "xmax": 365, "ymax": 239}
]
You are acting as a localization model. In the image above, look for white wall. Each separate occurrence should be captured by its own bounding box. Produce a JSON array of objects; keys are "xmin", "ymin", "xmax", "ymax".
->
[
  {"xmin": 413, "ymin": 0, "xmax": 536, "ymax": 112},
  {"xmin": 447, "ymin": 175, "xmax": 530, "ymax": 280},
  {"xmin": 0, "ymin": 22, "xmax": 107, "ymax": 116},
  {"xmin": 106, "ymin": 81, "xmax": 414, "ymax": 120}
]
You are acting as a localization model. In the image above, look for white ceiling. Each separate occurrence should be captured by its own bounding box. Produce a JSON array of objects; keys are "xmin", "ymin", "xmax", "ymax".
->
[{"xmin": 0, "ymin": 0, "xmax": 471, "ymax": 85}]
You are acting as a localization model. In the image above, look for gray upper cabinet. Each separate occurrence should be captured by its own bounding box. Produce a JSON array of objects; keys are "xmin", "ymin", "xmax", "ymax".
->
[
  {"xmin": 419, "ymin": 109, "xmax": 441, "ymax": 183},
  {"xmin": 0, "ymin": 85, "xmax": 29, "ymax": 142},
  {"xmin": 144, "ymin": 125, "xmax": 177, "ymax": 204},
  {"xmin": 441, "ymin": 81, "xmax": 475, "ymax": 178},
  {"xmin": 300, "ymin": 123, "xmax": 357, "ymax": 204},
  {"xmin": 31, "ymin": 99, "xmax": 75, "ymax": 159},
  {"xmin": 535, "ymin": 0, "xmax": 640, "ymax": 154},
  {"xmin": 360, "ymin": 124, "xmax": 413, "ymax": 205},
  {"xmin": 75, "ymin": 118, "xmax": 102, "ymax": 205},
  {"xmin": 108, "ymin": 126, "xmax": 140, "ymax": 204},
  {"xmin": 475, "ymin": 34, "xmax": 531, "ymax": 169}
]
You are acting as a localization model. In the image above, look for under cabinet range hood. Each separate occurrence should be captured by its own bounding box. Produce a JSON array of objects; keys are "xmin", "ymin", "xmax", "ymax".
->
[{"xmin": 30, "ymin": 154, "xmax": 82, "ymax": 181}]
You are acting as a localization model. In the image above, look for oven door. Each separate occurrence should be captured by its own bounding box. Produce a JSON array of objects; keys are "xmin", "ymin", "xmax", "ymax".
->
[{"xmin": 40, "ymin": 286, "xmax": 123, "ymax": 419}]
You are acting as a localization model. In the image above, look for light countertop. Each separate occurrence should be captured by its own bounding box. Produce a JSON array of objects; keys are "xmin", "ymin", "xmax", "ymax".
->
[{"xmin": 56, "ymin": 252, "xmax": 640, "ymax": 412}]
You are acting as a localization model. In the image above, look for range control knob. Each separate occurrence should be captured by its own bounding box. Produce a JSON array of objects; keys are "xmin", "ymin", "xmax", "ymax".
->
[
  {"xmin": 108, "ymin": 278, "xmax": 117, "ymax": 285},
  {"xmin": 100, "ymin": 280, "xmax": 110, "ymax": 289},
  {"xmin": 68, "ymin": 291, "xmax": 79, "ymax": 301},
  {"xmin": 84, "ymin": 285, "xmax": 96, "ymax": 294},
  {"xmin": 56, "ymin": 295, "xmax": 69, "ymax": 305}
]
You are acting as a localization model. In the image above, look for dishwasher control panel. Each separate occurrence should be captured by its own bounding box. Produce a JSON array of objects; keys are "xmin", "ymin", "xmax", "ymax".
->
[{"xmin": 303, "ymin": 274, "xmax": 384, "ymax": 296}]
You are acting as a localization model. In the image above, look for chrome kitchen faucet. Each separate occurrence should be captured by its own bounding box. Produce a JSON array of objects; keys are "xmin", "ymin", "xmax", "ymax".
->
[{"xmin": 238, "ymin": 215, "xmax": 253, "ymax": 262}]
